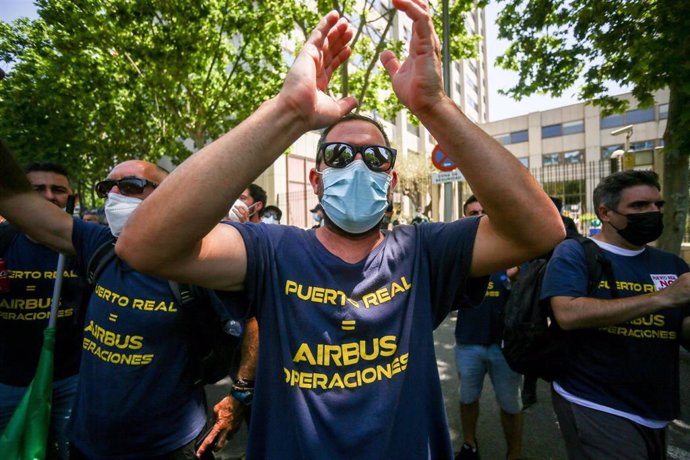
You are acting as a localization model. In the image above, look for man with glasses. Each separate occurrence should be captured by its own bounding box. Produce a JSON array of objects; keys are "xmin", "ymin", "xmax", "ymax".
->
[
  {"xmin": 0, "ymin": 156, "xmax": 248, "ymax": 459},
  {"xmin": 117, "ymin": 1, "xmax": 565, "ymax": 458},
  {"xmin": 261, "ymin": 205, "xmax": 282, "ymax": 225},
  {"xmin": 0, "ymin": 161, "xmax": 89, "ymax": 460}
]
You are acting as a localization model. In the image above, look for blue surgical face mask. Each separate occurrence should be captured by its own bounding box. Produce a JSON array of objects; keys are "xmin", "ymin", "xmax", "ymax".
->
[{"xmin": 319, "ymin": 159, "xmax": 392, "ymax": 234}]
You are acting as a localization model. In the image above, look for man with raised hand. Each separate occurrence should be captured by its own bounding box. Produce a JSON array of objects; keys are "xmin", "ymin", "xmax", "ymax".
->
[
  {"xmin": 0, "ymin": 161, "xmax": 89, "ymax": 460},
  {"xmin": 0, "ymin": 153, "xmax": 247, "ymax": 459},
  {"xmin": 117, "ymin": 1, "xmax": 565, "ymax": 458}
]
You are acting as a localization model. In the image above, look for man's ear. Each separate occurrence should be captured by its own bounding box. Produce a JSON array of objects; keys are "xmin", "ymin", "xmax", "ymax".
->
[
  {"xmin": 598, "ymin": 205, "xmax": 611, "ymax": 223},
  {"xmin": 309, "ymin": 168, "xmax": 320, "ymax": 194}
]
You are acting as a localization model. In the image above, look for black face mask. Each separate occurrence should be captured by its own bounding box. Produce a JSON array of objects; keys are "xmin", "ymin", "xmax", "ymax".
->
[{"xmin": 613, "ymin": 211, "xmax": 664, "ymax": 246}]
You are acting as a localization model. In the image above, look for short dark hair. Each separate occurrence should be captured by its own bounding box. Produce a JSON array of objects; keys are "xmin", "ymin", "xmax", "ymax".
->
[
  {"xmin": 463, "ymin": 194, "xmax": 478, "ymax": 216},
  {"xmin": 592, "ymin": 170, "xmax": 660, "ymax": 218},
  {"xmin": 24, "ymin": 161, "xmax": 70, "ymax": 183},
  {"xmin": 248, "ymin": 183, "xmax": 267, "ymax": 207},
  {"xmin": 262, "ymin": 205, "xmax": 282, "ymax": 220},
  {"xmin": 316, "ymin": 114, "xmax": 391, "ymax": 165}
]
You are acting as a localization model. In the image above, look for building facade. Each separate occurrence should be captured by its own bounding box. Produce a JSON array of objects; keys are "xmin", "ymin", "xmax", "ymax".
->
[
  {"xmin": 481, "ymin": 89, "xmax": 670, "ymax": 235},
  {"xmin": 256, "ymin": 2, "xmax": 490, "ymax": 227}
]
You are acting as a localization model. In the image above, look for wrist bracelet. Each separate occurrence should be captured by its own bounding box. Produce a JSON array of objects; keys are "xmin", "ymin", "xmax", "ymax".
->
[
  {"xmin": 230, "ymin": 387, "xmax": 254, "ymax": 406},
  {"xmin": 233, "ymin": 377, "xmax": 255, "ymax": 390}
]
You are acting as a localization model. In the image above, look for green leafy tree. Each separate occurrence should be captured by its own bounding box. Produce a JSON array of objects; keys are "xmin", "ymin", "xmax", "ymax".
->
[
  {"xmin": 290, "ymin": 0, "xmax": 482, "ymax": 123},
  {"xmin": 495, "ymin": 0, "xmax": 690, "ymax": 254},
  {"xmin": 1, "ymin": 0, "xmax": 484, "ymax": 209},
  {"xmin": 0, "ymin": 0, "xmax": 297, "ymax": 196}
]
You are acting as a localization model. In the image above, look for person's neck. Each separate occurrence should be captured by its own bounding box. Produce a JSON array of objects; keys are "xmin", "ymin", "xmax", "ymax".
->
[
  {"xmin": 315, "ymin": 224, "xmax": 384, "ymax": 264},
  {"xmin": 593, "ymin": 225, "xmax": 644, "ymax": 251}
]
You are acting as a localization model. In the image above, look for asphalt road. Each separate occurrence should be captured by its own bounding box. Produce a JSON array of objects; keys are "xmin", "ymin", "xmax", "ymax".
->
[{"xmin": 207, "ymin": 314, "xmax": 690, "ymax": 459}]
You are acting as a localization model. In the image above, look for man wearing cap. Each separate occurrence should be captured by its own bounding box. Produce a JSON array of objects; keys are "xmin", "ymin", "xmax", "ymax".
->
[
  {"xmin": 117, "ymin": 2, "xmax": 565, "ymax": 458},
  {"xmin": 310, "ymin": 203, "xmax": 325, "ymax": 228}
]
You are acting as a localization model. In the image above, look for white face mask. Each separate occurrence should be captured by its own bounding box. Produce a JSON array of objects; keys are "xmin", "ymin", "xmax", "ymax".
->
[
  {"xmin": 104, "ymin": 192, "xmax": 143, "ymax": 237},
  {"xmin": 226, "ymin": 199, "xmax": 249, "ymax": 222}
]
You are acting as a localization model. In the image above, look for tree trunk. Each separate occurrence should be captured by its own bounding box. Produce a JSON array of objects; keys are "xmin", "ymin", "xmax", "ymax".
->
[{"xmin": 657, "ymin": 84, "xmax": 689, "ymax": 255}]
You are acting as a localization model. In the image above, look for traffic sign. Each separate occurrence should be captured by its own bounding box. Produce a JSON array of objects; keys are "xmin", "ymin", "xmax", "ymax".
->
[
  {"xmin": 431, "ymin": 144, "xmax": 457, "ymax": 171},
  {"xmin": 431, "ymin": 170, "xmax": 464, "ymax": 184}
]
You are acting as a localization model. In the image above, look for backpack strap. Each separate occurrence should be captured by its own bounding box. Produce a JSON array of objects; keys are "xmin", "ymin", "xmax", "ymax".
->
[
  {"xmin": 169, "ymin": 281, "xmax": 197, "ymax": 309},
  {"xmin": 0, "ymin": 222, "xmax": 20, "ymax": 255},
  {"xmin": 577, "ymin": 236, "xmax": 619, "ymax": 299},
  {"xmin": 86, "ymin": 236, "xmax": 118, "ymax": 285}
]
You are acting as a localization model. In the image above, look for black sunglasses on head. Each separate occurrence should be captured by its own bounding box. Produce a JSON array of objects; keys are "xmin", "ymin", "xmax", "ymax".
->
[
  {"xmin": 95, "ymin": 177, "xmax": 158, "ymax": 198},
  {"xmin": 317, "ymin": 142, "xmax": 396, "ymax": 172}
]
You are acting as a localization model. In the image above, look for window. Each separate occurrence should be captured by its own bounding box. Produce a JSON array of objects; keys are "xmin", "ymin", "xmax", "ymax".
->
[
  {"xmin": 626, "ymin": 107, "xmax": 655, "ymax": 124},
  {"xmin": 496, "ymin": 130, "xmax": 528, "ymax": 145},
  {"xmin": 406, "ymin": 123, "xmax": 420, "ymax": 136},
  {"xmin": 468, "ymin": 96, "xmax": 479, "ymax": 112},
  {"xmin": 495, "ymin": 134, "xmax": 511, "ymax": 145},
  {"xmin": 465, "ymin": 76, "xmax": 478, "ymax": 93},
  {"xmin": 659, "ymin": 103, "xmax": 668, "ymax": 119},
  {"xmin": 541, "ymin": 124, "xmax": 561, "ymax": 139},
  {"xmin": 468, "ymin": 60, "xmax": 477, "ymax": 73},
  {"xmin": 543, "ymin": 150, "xmax": 584, "ymax": 166},
  {"xmin": 510, "ymin": 130, "xmax": 528, "ymax": 143},
  {"xmin": 630, "ymin": 140, "xmax": 655, "ymax": 152},
  {"xmin": 542, "ymin": 153, "xmax": 561, "ymax": 166},
  {"xmin": 562, "ymin": 120, "xmax": 584, "ymax": 135},
  {"xmin": 600, "ymin": 114, "xmax": 625, "ymax": 129},
  {"xmin": 601, "ymin": 106, "xmax": 660, "ymax": 129},
  {"xmin": 542, "ymin": 120, "xmax": 584, "ymax": 138},
  {"xmin": 601, "ymin": 144, "xmax": 623, "ymax": 160},
  {"xmin": 563, "ymin": 150, "xmax": 583, "ymax": 164},
  {"xmin": 518, "ymin": 157, "xmax": 529, "ymax": 167}
]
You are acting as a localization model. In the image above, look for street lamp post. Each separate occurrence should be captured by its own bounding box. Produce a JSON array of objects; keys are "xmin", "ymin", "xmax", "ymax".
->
[{"xmin": 610, "ymin": 125, "xmax": 635, "ymax": 171}]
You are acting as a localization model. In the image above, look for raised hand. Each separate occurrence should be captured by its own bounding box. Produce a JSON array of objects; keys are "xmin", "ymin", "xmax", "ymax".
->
[
  {"xmin": 278, "ymin": 11, "xmax": 358, "ymax": 130},
  {"xmin": 380, "ymin": 0, "xmax": 446, "ymax": 116}
]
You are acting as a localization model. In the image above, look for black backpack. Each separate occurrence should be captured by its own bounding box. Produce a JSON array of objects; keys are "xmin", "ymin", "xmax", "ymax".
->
[
  {"xmin": 86, "ymin": 237, "xmax": 241, "ymax": 385},
  {"xmin": 501, "ymin": 236, "xmax": 618, "ymax": 381}
]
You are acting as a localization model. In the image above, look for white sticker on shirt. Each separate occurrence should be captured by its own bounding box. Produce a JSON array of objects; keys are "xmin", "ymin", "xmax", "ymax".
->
[{"xmin": 650, "ymin": 274, "xmax": 678, "ymax": 291}]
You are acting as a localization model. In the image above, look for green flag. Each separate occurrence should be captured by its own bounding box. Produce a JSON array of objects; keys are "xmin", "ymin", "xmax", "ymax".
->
[{"xmin": 0, "ymin": 327, "xmax": 56, "ymax": 460}]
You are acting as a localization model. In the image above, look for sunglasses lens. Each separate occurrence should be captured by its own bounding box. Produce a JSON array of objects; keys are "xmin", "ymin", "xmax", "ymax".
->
[
  {"xmin": 118, "ymin": 179, "xmax": 146, "ymax": 196},
  {"xmin": 363, "ymin": 146, "xmax": 394, "ymax": 172},
  {"xmin": 323, "ymin": 143, "xmax": 354, "ymax": 168},
  {"xmin": 95, "ymin": 180, "xmax": 114, "ymax": 198}
]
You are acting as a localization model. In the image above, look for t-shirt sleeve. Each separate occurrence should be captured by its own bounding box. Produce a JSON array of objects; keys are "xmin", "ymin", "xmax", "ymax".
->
[
  {"xmin": 207, "ymin": 288, "xmax": 253, "ymax": 327},
  {"xmin": 540, "ymin": 239, "xmax": 589, "ymax": 300},
  {"xmin": 71, "ymin": 217, "xmax": 115, "ymax": 267},
  {"xmin": 421, "ymin": 217, "xmax": 488, "ymax": 326},
  {"xmin": 221, "ymin": 222, "xmax": 267, "ymax": 318}
]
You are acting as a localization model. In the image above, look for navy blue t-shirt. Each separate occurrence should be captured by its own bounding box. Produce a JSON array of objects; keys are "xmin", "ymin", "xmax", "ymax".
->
[
  {"xmin": 66, "ymin": 219, "xmax": 206, "ymax": 459},
  {"xmin": 229, "ymin": 219, "xmax": 485, "ymax": 460},
  {"xmin": 455, "ymin": 271, "xmax": 510, "ymax": 345},
  {"xmin": 541, "ymin": 238, "xmax": 690, "ymax": 421},
  {"xmin": 0, "ymin": 231, "xmax": 87, "ymax": 385}
]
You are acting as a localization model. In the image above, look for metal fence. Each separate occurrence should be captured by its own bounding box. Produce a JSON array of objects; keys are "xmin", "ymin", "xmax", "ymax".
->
[{"xmin": 277, "ymin": 160, "xmax": 690, "ymax": 243}]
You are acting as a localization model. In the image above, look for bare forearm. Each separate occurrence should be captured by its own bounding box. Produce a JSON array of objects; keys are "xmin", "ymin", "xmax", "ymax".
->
[
  {"xmin": 0, "ymin": 141, "xmax": 75, "ymax": 255},
  {"xmin": 552, "ymin": 293, "xmax": 671, "ymax": 330},
  {"xmin": 418, "ymin": 98, "xmax": 564, "ymax": 254},
  {"xmin": 237, "ymin": 317, "xmax": 258, "ymax": 380},
  {"xmin": 117, "ymin": 96, "xmax": 308, "ymax": 271}
]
